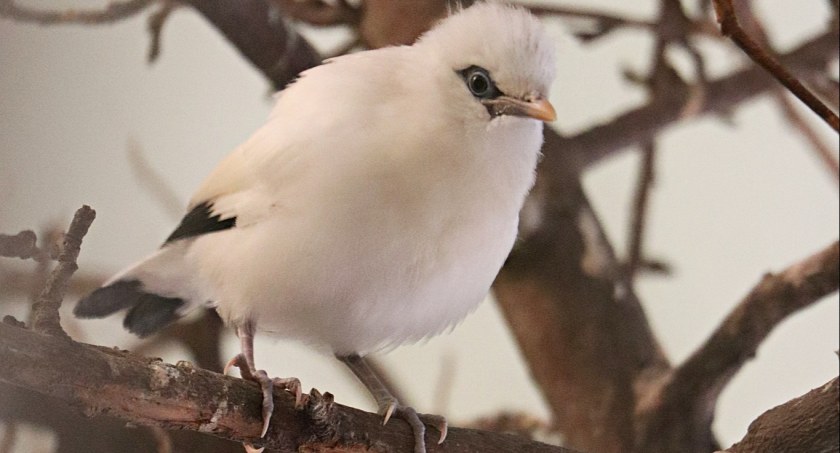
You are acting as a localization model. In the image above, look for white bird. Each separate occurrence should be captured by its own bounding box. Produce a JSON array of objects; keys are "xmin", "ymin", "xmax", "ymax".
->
[{"xmin": 75, "ymin": 3, "xmax": 557, "ymax": 452}]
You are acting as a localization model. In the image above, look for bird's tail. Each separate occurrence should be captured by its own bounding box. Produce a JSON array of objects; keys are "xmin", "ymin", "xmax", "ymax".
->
[{"xmin": 74, "ymin": 244, "xmax": 202, "ymax": 337}]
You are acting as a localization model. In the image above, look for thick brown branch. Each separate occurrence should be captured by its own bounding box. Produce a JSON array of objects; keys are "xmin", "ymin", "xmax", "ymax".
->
[
  {"xmin": 357, "ymin": 0, "xmax": 458, "ymax": 48},
  {"xmin": 713, "ymin": 0, "xmax": 840, "ymax": 131},
  {"xmin": 0, "ymin": 321, "xmax": 578, "ymax": 453},
  {"xmin": 636, "ymin": 241, "xmax": 840, "ymax": 450},
  {"xmin": 30, "ymin": 206, "xmax": 96, "ymax": 338},
  {"xmin": 676, "ymin": 240, "xmax": 839, "ymax": 393},
  {"xmin": 721, "ymin": 377, "xmax": 839, "ymax": 453},
  {"xmin": 494, "ymin": 161, "xmax": 671, "ymax": 453},
  {"xmin": 185, "ymin": 0, "xmax": 322, "ymax": 90}
]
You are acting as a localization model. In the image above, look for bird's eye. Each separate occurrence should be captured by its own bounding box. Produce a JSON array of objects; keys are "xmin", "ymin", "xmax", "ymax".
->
[
  {"xmin": 468, "ymin": 71, "xmax": 491, "ymax": 96},
  {"xmin": 459, "ymin": 66, "xmax": 500, "ymax": 100}
]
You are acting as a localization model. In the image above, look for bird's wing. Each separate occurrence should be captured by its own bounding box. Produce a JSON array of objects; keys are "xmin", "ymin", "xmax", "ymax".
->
[
  {"xmin": 164, "ymin": 125, "xmax": 288, "ymax": 246},
  {"xmin": 165, "ymin": 46, "xmax": 420, "ymax": 247}
]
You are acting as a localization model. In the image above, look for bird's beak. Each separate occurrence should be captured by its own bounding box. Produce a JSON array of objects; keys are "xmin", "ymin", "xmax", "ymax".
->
[{"xmin": 482, "ymin": 93, "xmax": 557, "ymax": 122}]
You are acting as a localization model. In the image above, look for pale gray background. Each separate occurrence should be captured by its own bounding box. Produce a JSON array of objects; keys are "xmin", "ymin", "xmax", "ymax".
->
[{"xmin": 1, "ymin": 0, "xmax": 838, "ymax": 450}]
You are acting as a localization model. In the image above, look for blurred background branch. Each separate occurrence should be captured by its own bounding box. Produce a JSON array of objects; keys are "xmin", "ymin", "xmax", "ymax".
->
[{"xmin": 1, "ymin": 1, "xmax": 837, "ymax": 452}]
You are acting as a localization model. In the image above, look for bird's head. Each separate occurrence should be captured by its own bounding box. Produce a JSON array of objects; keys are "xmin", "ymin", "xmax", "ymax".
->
[{"xmin": 416, "ymin": 2, "xmax": 557, "ymax": 123}]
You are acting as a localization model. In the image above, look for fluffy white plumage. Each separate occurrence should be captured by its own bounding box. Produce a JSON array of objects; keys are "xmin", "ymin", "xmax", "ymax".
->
[
  {"xmin": 94, "ymin": 2, "xmax": 556, "ymax": 355},
  {"xmin": 77, "ymin": 3, "xmax": 557, "ymax": 449}
]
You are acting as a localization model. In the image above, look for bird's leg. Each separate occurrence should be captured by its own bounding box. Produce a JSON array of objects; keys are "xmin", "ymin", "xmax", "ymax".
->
[
  {"xmin": 337, "ymin": 354, "xmax": 447, "ymax": 453},
  {"xmin": 224, "ymin": 321, "xmax": 304, "ymax": 439}
]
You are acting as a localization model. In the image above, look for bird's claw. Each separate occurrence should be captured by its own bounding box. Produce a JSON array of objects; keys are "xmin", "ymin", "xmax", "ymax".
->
[
  {"xmin": 224, "ymin": 354, "xmax": 252, "ymax": 379},
  {"xmin": 378, "ymin": 400, "xmax": 448, "ymax": 453},
  {"xmin": 381, "ymin": 399, "xmax": 398, "ymax": 425},
  {"xmin": 423, "ymin": 413, "xmax": 448, "ymax": 444},
  {"xmin": 272, "ymin": 375, "xmax": 306, "ymax": 409},
  {"xmin": 224, "ymin": 355, "xmax": 305, "ymax": 438}
]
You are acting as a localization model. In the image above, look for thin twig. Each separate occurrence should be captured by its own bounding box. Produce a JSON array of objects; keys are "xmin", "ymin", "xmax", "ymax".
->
[
  {"xmin": 626, "ymin": 142, "xmax": 657, "ymax": 280},
  {"xmin": 560, "ymin": 29, "xmax": 838, "ymax": 169},
  {"xmin": 802, "ymin": 72, "xmax": 840, "ymax": 112},
  {"xmin": 713, "ymin": 0, "xmax": 840, "ymax": 131},
  {"xmin": 0, "ymin": 0, "xmax": 153, "ymax": 25},
  {"xmin": 0, "ymin": 231, "xmax": 38, "ymax": 260},
  {"xmin": 731, "ymin": 1, "xmax": 839, "ymax": 183},
  {"xmin": 777, "ymin": 92, "xmax": 840, "ymax": 183},
  {"xmin": 147, "ymin": 1, "xmax": 178, "ymax": 63},
  {"xmin": 127, "ymin": 139, "xmax": 184, "ymax": 220},
  {"xmin": 30, "ymin": 206, "xmax": 96, "ymax": 338}
]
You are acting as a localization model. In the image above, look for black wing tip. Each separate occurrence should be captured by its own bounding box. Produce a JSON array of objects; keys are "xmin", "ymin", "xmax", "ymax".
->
[
  {"xmin": 75, "ymin": 279, "xmax": 185, "ymax": 337},
  {"xmin": 164, "ymin": 201, "xmax": 236, "ymax": 245}
]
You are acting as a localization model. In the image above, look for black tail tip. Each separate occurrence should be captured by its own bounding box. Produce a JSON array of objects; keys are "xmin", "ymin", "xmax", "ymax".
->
[
  {"xmin": 74, "ymin": 280, "xmax": 144, "ymax": 318},
  {"xmin": 74, "ymin": 280, "xmax": 185, "ymax": 337}
]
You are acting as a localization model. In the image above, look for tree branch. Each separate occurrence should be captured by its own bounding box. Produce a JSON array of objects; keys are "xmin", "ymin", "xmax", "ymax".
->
[
  {"xmin": 553, "ymin": 28, "xmax": 839, "ymax": 170},
  {"xmin": 713, "ymin": 0, "xmax": 840, "ymax": 131},
  {"xmin": 664, "ymin": 241, "xmax": 839, "ymax": 408},
  {"xmin": 626, "ymin": 141, "xmax": 657, "ymax": 280},
  {"xmin": 29, "ymin": 206, "xmax": 96, "ymax": 339},
  {"xmin": 635, "ymin": 240, "xmax": 840, "ymax": 450},
  {"xmin": 777, "ymin": 91, "xmax": 840, "ymax": 182},
  {"xmin": 0, "ymin": 231, "xmax": 39, "ymax": 260},
  {"xmin": 185, "ymin": 0, "xmax": 322, "ymax": 90},
  {"xmin": 720, "ymin": 377, "xmax": 839, "ymax": 453},
  {"xmin": 494, "ymin": 160, "xmax": 671, "ymax": 452},
  {"xmin": 0, "ymin": 320, "xmax": 578, "ymax": 453}
]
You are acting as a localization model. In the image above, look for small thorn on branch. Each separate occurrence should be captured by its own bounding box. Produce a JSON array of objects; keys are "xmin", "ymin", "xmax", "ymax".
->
[{"xmin": 30, "ymin": 205, "xmax": 96, "ymax": 338}]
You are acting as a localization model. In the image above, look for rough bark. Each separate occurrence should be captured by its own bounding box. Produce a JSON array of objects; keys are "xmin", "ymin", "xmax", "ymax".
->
[
  {"xmin": 721, "ymin": 377, "xmax": 840, "ymax": 453},
  {"xmin": 0, "ymin": 320, "xmax": 579, "ymax": 453}
]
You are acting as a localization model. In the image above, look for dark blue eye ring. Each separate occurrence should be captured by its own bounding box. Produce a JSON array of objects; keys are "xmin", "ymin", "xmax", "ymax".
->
[{"xmin": 459, "ymin": 66, "xmax": 501, "ymax": 100}]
